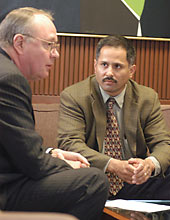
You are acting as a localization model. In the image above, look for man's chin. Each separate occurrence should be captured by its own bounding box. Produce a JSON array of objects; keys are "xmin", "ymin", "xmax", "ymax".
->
[
  {"xmin": 39, "ymin": 71, "xmax": 49, "ymax": 80},
  {"xmin": 33, "ymin": 72, "xmax": 49, "ymax": 81},
  {"xmin": 101, "ymin": 85, "xmax": 117, "ymax": 95},
  {"xmin": 102, "ymin": 84, "xmax": 115, "ymax": 91}
]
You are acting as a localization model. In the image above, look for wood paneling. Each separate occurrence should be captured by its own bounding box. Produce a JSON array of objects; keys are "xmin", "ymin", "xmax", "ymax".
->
[{"xmin": 30, "ymin": 35, "xmax": 170, "ymax": 104}]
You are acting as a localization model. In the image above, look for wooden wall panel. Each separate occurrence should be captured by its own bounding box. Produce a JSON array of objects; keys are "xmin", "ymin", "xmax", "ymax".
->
[
  {"xmin": 132, "ymin": 39, "xmax": 170, "ymax": 104},
  {"xmin": 30, "ymin": 35, "xmax": 170, "ymax": 104}
]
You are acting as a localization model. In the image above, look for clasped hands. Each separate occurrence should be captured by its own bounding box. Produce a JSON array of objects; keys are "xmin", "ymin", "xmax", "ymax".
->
[
  {"xmin": 108, "ymin": 157, "xmax": 155, "ymax": 185},
  {"xmin": 51, "ymin": 148, "xmax": 90, "ymax": 169}
]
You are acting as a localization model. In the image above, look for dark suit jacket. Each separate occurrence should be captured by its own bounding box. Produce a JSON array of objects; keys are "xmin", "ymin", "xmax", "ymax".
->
[
  {"xmin": 58, "ymin": 75, "xmax": 170, "ymax": 173},
  {"xmin": 0, "ymin": 50, "xmax": 71, "ymax": 209}
]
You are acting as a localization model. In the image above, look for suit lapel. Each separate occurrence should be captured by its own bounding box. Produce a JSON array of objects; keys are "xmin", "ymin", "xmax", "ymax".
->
[
  {"xmin": 90, "ymin": 78, "xmax": 106, "ymax": 152},
  {"xmin": 123, "ymin": 81, "xmax": 139, "ymax": 156},
  {"xmin": 90, "ymin": 78, "xmax": 139, "ymax": 155}
]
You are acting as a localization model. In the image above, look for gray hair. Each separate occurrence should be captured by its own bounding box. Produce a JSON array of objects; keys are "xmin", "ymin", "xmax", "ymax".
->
[
  {"xmin": 96, "ymin": 35, "xmax": 136, "ymax": 65},
  {"xmin": 0, "ymin": 7, "xmax": 54, "ymax": 47}
]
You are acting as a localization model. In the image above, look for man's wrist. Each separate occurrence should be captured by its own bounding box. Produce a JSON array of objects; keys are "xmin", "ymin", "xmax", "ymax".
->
[
  {"xmin": 104, "ymin": 158, "xmax": 112, "ymax": 172},
  {"xmin": 145, "ymin": 156, "xmax": 161, "ymax": 177},
  {"xmin": 106, "ymin": 158, "xmax": 117, "ymax": 173}
]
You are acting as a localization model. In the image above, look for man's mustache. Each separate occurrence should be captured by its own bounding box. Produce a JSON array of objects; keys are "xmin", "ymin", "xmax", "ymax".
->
[{"xmin": 103, "ymin": 76, "xmax": 118, "ymax": 83}]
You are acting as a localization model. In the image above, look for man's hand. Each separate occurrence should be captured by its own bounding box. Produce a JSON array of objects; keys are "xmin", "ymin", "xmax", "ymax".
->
[
  {"xmin": 107, "ymin": 158, "xmax": 136, "ymax": 184},
  {"xmin": 51, "ymin": 149, "xmax": 90, "ymax": 169},
  {"xmin": 107, "ymin": 157, "xmax": 155, "ymax": 185},
  {"xmin": 128, "ymin": 158, "xmax": 155, "ymax": 185}
]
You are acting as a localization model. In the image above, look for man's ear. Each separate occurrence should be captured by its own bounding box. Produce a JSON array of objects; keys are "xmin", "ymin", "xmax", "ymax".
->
[
  {"xmin": 13, "ymin": 34, "xmax": 25, "ymax": 54},
  {"xmin": 129, "ymin": 64, "xmax": 136, "ymax": 78}
]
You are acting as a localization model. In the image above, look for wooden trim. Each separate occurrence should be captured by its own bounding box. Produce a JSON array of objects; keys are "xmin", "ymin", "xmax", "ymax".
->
[
  {"xmin": 103, "ymin": 208, "xmax": 130, "ymax": 220},
  {"xmin": 57, "ymin": 33, "xmax": 170, "ymax": 42},
  {"xmin": 160, "ymin": 100, "xmax": 170, "ymax": 105},
  {"xmin": 32, "ymin": 95, "xmax": 60, "ymax": 104},
  {"xmin": 31, "ymin": 95, "xmax": 170, "ymax": 105}
]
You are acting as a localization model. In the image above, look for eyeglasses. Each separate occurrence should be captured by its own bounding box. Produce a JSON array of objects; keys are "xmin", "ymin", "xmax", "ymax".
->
[{"xmin": 22, "ymin": 34, "xmax": 60, "ymax": 53}]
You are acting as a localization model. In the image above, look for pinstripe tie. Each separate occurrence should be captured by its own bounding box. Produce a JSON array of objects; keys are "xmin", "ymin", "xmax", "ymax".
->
[{"xmin": 104, "ymin": 98, "xmax": 124, "ymax": 196}]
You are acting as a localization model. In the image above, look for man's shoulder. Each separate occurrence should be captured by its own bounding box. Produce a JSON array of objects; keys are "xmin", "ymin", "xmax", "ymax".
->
[
  {"xmin": 0, "ymin": 52, "xmax": 31, "ymax": 95},
  {"xmin": 0, "ymin": 52, "xmax": 22, "ymax": 79},
  {"xmin": 126, "ymin": 80, "xmax": 161, "ymax": 114},
  {"xmin": 61, "ymin": 75, "xmax": 96, "ymax": 96},
  {"xmin": 128, "ymin": 79, "xmax": 157, "ymax": 97}
]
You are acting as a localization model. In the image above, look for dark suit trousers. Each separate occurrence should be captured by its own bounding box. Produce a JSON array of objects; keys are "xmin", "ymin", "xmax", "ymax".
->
[
  {"xmin": 110, "ymin": 167, "xmax": 170, "ymax": 200},
  {"xmin": 4, "ymin": 167, "xmax": 109, "ymax": 220}
]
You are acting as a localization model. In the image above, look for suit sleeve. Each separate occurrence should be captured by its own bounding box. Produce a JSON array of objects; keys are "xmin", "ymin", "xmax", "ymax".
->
[
  {"xmin": 0, "ymin": 73, "xmax": 71, "ymax": 180},
  {"xmin": 142, "ymin": 93, "xmax": 170, "ymax": 173}
]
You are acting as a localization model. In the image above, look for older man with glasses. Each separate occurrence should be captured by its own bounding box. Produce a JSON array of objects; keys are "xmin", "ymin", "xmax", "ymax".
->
[{"xmin": 0, "ymin": 7, "xmax": 109, "ymax": 220}]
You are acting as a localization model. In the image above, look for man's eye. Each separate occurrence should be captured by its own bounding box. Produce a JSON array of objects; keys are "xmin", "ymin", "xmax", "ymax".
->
[
  {"xmin": 47, "ymin": 42, "xmax": 52, "ymax": 47},
  {"xmin": 115, "ymin": 64, "xmax": 121, "ymax": 69},
  {"xmin": 102, "ymin": 63, "xmax": 108, "ymax": 67}
]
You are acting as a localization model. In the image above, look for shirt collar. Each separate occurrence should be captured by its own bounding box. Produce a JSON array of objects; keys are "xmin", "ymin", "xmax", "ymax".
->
[
  {"xmin": 99, "ymin": 85, "xmax": 127, "ymax": 109},
  {"xmin": 0, "ymin": 47, "xmax": 11, "ymax": 60}
]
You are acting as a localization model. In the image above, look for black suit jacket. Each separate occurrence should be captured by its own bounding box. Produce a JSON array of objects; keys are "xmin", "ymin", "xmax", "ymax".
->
[{"xmin": 0, "ymin": 49, "xmax": 71, "ymax": 209}]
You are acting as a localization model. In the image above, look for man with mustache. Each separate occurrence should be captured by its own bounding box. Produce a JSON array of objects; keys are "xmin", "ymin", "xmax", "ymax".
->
[{"xmin": 57, "ymin": 35, "xmax": 170, "ymax": 199}]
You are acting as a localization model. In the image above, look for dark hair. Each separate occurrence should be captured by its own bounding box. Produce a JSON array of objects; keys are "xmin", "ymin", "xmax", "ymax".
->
[{"xmin": 96, "ymin": 35, "xmax": 136, "ymax": 65}]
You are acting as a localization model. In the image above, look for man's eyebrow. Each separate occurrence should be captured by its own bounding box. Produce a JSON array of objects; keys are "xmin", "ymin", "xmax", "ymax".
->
[
  {"xmin": 50, "ymin": 39, "xmax": 58, "ymax": 43},
  {"xmin": 48, "ymin": 36, "xmax": 58, "ymax": 42}
]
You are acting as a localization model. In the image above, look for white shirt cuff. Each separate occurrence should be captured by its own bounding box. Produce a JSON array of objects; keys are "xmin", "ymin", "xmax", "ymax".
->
[
  {"xmin": 45, "ymin": 147, "xmax": 53, "ymax": 154},
  {"xmin": 148, "ymin": 156, "xmax": 161, "ymax": 176}
]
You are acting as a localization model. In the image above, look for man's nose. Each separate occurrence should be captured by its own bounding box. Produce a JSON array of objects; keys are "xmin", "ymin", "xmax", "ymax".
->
[
  {"xmin": 51, "ymin": 49, "xmax": 59, "ymax": 58},
  {"xmin": 106, "ymin": 67, "xmax": 114, "ymax": 76}
]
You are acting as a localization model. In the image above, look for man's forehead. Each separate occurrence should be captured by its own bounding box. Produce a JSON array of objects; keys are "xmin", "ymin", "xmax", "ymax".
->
[
  {"xmin": 100, "ymin": 45, "xmax": 126, "ymax": 52},
  {"xmin": 31, "ymin": 14, "xmax": 57, "ymax": 39},
  {"xmin": 34, "ymin": 13, "xmax": 51, "ymax": 20},
  {"xmin": 99, "ymin": 47, "xmax": 127, "ymax": 58}
]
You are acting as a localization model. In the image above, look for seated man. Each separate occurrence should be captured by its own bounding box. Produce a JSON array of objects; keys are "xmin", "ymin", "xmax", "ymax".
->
[
  {"xmin": 57, "ymin": 35, "xmax": 170, "ymax": 199},
  {"xmin": 0, "ymin": 7, "xmax": 109, "ymax": 220}
]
